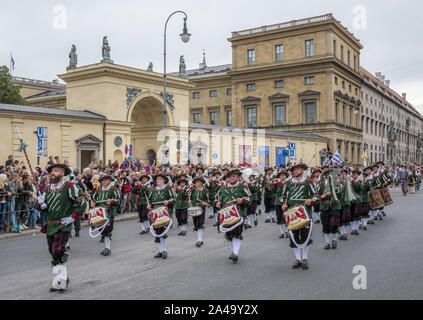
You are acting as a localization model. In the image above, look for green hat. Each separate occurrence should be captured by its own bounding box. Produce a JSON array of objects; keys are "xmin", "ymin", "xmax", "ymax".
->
[
  {"xmin": 47, "ymin": 163, "xmax": 71, "ymax": 176},
  {"xmin": 291, "ymin": 163, "xmax": 308, "ymax": 171},
  {"xmin": 193, "ymin": 176, "xmax": 206, "ymax": 184},
  {"xmin": 139, "ymin": 174, "xmax": 150, "ymax": 181},
  {"xmin": 277, "ymin": 170, "xmax": 287, "ymax": 177},
  {"xmin": 264, "ymin": 167, "xmax": 273, "ymax": 173},
  {"xmin": 352, "ymin": 169, "xmax": 361, "ymax": 175},
  {"xmin": 312, "ymin": 167, "xmax": 322, "ymax": 174},
  {"xmin": 213, "ymin": 170, "xmax": 222, "ymax": 176},
  {"xmin": 226, "ymin": 169, "xmax": 242, "ymax": 178},
  {"xmin": 99, "ymin": 175, "xmax": 113, "ymax": 183},
  {"xmin": 364, "ymin": 166, "xmax": 373, "ymax": 172},
  {"xmin": 153, "ymin": 173, "xmax": 167, "ymax": 182},
  {"xmin": 177, "ymin": 176, "xmax": 189, "ymax": 185},
  {"xmin": 376, "ymin": 161, "xmax": 385, "ymax": 166}
]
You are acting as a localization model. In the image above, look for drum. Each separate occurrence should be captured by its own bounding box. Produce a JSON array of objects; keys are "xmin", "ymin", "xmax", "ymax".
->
[
  {"xmin": 369, "ymin": 189, "xmax": 385, "ymax": 210},
  {"xmin": 218, "ymin": 205, "xmax": 241, "ymax": 228},
  {"xmin": 380, "ymin": 188, "xmax": 393, "ymax": 206},
  {"xmin": 149, "ymin": 206, "xmax": 171, "ymax": 228},
  {"xmin": 284, "ymin": 206, "xmax": 310, "ymax": 231},
  {"xmin": 188, "ymin": 206, "xmax": 203, "ymax": 217},
  {"xmin": 88, "ymin": 207, "xmax": 109, "ymax": 227}
]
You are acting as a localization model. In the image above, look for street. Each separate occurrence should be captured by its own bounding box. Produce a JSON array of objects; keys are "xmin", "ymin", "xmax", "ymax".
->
[{"xmin": 0, "ymin": 187, "xmax": 421, "ymax": 300}]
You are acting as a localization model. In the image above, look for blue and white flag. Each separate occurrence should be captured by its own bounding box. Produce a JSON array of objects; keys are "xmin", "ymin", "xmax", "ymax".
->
[
  {"xmin": 331, "ymin": 149, "xmax": 342, "ymax": 166},
  {"xmin": 323, "ymin": 155, "xmax": 330, "ymax": 166},
  {"xmin": 10, "ymin": 53, "xmax": 15, "ymax": 71}
]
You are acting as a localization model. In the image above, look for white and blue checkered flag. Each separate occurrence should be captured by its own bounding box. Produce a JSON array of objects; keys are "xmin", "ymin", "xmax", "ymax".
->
[
  {"xmin": 331, "ymin": 149, "xmax": 342, "ymax": 165},
  {"xmin": 323, "ymin": 155, "xmax": 330, "ymax": 166}
]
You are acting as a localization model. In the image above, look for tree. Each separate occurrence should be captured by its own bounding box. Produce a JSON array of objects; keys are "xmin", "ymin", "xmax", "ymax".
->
[{"xmin": 0, "ymin": 65, "xmax": 26, "ymax": 105}]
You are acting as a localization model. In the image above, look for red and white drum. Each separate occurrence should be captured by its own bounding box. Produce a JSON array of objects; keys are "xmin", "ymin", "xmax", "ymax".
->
[
  {"xmin": 88, "ymin": 207, "xmax": 108, "ymax": 227},
  {"xmin": 150, "ymin": 206, "xmax": 171, "ymax": 228},
  {"xmin": 284, "ymin": 206, "xmax": 310, "ymax": 231},
  {"xmin": 218, "ymin": 205, "xmax": 241, "ymax": 228}
]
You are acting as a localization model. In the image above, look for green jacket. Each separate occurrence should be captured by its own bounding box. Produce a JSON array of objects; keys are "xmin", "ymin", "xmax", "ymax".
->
[
  {"xmin": 216, "ymin": 182, "xmax": 251, "ymax": 217},
  {"xmin": 174, "ymin": 185, "xmax": 191, "ymax": 210},
  {"xmin": 93, "ymin": 184, "xmax": 121, "ymax": 218},
  {"xmin": 282, "ymin": 176, "xmax": 318, "ymax": 215},
  {"xmin": 132, "ymin": 183, "xmax": 152, "ymax": 206},
  {"xmin": 191, "ymin": 186, "xmax": 209, "ymax": 208}
]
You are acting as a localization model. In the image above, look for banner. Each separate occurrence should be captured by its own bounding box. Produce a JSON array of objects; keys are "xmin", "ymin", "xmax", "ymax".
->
[
  {"xmin": 258, "ymin": 146, "xmax": 269, "ymax": 167},
  {"xmin": 239, "ymin": 145, "xmax": 251, "ymax": 166}
]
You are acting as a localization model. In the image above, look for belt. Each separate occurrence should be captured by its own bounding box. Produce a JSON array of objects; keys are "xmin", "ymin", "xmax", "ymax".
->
[{"xmin": 47, "ymin": 220, "xmax": 61, "ymax": 226}]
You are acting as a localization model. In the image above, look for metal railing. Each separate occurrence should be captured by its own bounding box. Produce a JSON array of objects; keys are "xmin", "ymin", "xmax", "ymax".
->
[
  {"xmin": 12, "ymin": 76, "xmax": 65, "ymax": 88},
  {"xmin": 231, "ymin": 14, "xmax": 334, "ymax": 37}
]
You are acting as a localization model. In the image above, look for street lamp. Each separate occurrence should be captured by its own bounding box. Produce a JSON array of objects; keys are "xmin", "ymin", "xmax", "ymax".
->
[{"xmin": 162, "ymin": 11, "xmax": 191, "ymax": 167}]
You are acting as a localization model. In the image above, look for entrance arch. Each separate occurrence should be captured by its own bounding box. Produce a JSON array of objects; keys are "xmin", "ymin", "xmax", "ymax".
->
[
  {"xmin": 146, "ymin": 149, "xmax": 156, "ymax": 165},
  {"xmin": 113, "ymin": 149, "xmax": 123, "ymax": 163}
]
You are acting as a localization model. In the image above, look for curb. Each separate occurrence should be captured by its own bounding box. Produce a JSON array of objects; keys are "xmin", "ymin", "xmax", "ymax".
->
[{"xmin": 0, "ymin": 212, "xmax": 139, "ymax": 241}]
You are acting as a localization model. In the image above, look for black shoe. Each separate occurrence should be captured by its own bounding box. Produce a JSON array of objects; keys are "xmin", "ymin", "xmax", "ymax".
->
[
  {"xmin": 292, "ymin": 260, "xmax": 302, "ymax": 269},
  {"xmin": 162, "ymin": 251, "xmax": 167, "ymax": 259},
  {"xmin": 228, "ymin": 253, "xmax": 234, "ymax": 260},
  {"xmin": 209, "ymin": 215, "xmax": 213, "ymax": 219},
  {"xmin": 344, "ymin": 235, "xmax": 348, "ymax": 240},
  {"xmin": 58, "ymin": 278, "xmax": 70, "ymax": 293},
  {"xmin": 382, "ymin": 211, "xmax": 386, "ymax": 217},
  {"xmin": 232, "ymin": 254, "xmax": 238, "ymax": 263},
  {"xmin": 213, "ymin": 223, "xmax": 218, "ymax": 227},
  {"xmin": 178, "ymin": 231, "xmax": 184, "ymax": 236},
  {"xmin": 359, "ymin": 225, "xmax": 363, "ymax": 230},
  {"xmin": 379, "ymin": 215, "xmax": 383, "ymax": 220},
  {"xmin": 139, "ymin": 231, "xmax": 146, "ymax": 235},
  {"xmin": 254, "ymin": 220, "xmax": 258, "ymax": 227},
  {"xmin": 100, "ymin": 237, "xmax": 104, "ymax": 243},
  {"xmin": 324, "ymin": 243, "xmax": 331, "ymax": 250},
  {"xmin": 331, "ymin": 240, "xmax": 337, "ymax": 249},
  {"xmin": 265, "ymin": 219, "xmax": 270, "ymax": 223},
  {"xmin": 301, "ymin": 259, "xmax": 309, "ymax": 270},
  {"xmin": 154, "ymin": 237, "xmax": 160, "ymax": 243},
  {"xmin": 279, "ymin": 234, "xmax": 285, "ymax": 239},
  {"xmin": 75, "ymin": 232, "xmax": 79, "ymax": 238},
  {"xmin": 363, "ymin": 226, "xmax": 367, "ymax": 231},
  {"xmin": 154, "ymin": 252, "xmax": 163, "ymax": 259},
  {"xmin": 374, "ymin": 217, "xmax": 378, "ymax": 221},
  {"xmin": 285, "ymin": 232, "xmax": 290, "ymax": 238},
  {"xmin": 271, "ymin": 218, "xmax": 276, "ymax": 223},
  {"xmin": 195, "ymin": 241, "xmax": 202, "ymax": 247}
]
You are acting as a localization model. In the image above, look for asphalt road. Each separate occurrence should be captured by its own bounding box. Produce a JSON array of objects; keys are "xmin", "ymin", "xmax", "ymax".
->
[{"xmin": 0, "ymin": 187, "xmax": 421, "ymax": 300}]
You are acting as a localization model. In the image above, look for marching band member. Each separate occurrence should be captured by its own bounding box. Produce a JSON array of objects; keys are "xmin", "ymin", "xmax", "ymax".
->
[
  {"xmin": 311, "ymin": 168, "xmax": 323, "ymax": 223},
  {"xmin": 246, "ymin": 173, "xmax": 260, "ymax": 228},
  {"xmin": 147, "ymin": 173, "xmax": 176, "ymax": 260},
  {"xmin": 216, "ymin": 169, "xmax": 251, "ymax": 263},
  {"xmin": 37, "ymin": 163, "xmax": 87, "ymax": 293},
  {"xmin": 338, "ymin": 169, "xmax": 352, "ymax": 241},
  {"xmin": 190, "ymin": 176, "xmax": 209, "ymax": 247},
  {"xmin": 210, "ymin": 170, "xmax": 223, "ymax": 231},
  {"xmin": 319, "ymin": 168, "xmax": 341, "ymax": 250},
  {"xmin": 263, "ymin": 167, "xmax": 276, "ymax": 223},
  {"xmin": 133, "ymin": 172, "xmax": 152, "ymax": 235},
  {"xmin": 360, "ymin": 167, "xmax": 373, "ymax": 230},
  {"xmin": 282, "ymin": 163, "xmax": 317, "ymax": 270},
  {"xmin": 91, "ymin": 175, "xmax": 120, "ymax": 256},
  {"xmin": 274, "ymin": 170, "xmax": 289, "ymax": 238},
  {"xmin": 350, "ymin": 169, "xmax": 363, "ymax": 235},
  {"xmin": 174, "ymin": 174, "xmax": 190, "ymax": 236}
]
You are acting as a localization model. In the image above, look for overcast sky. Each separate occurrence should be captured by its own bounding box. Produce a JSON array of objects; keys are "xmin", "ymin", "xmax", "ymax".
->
[{"xmin": 1, "ymin": 0, "xmax": 422, "ymax": 113}]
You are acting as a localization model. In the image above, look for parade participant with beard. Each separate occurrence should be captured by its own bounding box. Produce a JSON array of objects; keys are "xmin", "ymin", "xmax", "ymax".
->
[
  {"xmin": 189, "ymin": 176, "xmax": 209, "ymax": 247},
  {"xmin": 91, "ymin": 175, "xmax": 120, "ymax": 256},
  {"xmin": 37, "ymin": 164, "xmax": 87, "ymax": 293},
  {"xmin": 174, "ymin": 174, "xmax": 190, "ymax": 236},
  {"xmin": 216, "ymin": 169, "xmax": 251, "ymax": 263},
  {"xmin": 133, "ymin": 172, "xmax": 152, "ymax": 235},
  {"xmin": 274, "ymin": 170, "xmax": 289, "ymax": 238},
  {"xmin": 282, "ymin": 163, "xmax": 317, "ymax": 270},
  {"xmin": 147, "ymin": 173, "xmax": 176, "ymax": 259}
]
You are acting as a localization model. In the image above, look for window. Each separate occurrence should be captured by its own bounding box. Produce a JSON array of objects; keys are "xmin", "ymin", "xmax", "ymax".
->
[
  {"xmin": 334, "ymin": 77, "xmax": 338, "ymax": 85},
  {"xmin": 305, "ymin": 102, "xmax": 315, "ymax": 123},
  {"xmin": 226, "ymin": 88, "xmax": 232, "ymax": 96},
  {"xmin": 247, "ymin": 49, "xmax": 255, "ymax": 65},
  {"xmin": 247, "ymin": 108, "xmax": 256, "ymax": 127},
  {"xmin": 209, "ymin": 90, "xmax": 217, "ymax": 97},
  {"xmin": 275, "ymin": 44, "xmax": 283, "ymax": 61},
  {"xmin": 193, "ymin": 92, "xmax": 200, "ymax": 99},
  {"xmin": 305, "ymin": 40, "xmax": 314, "ymax": 57},
  {"xmin": 274, "ymin": 80, "xmax": 284, "ymax": 88},
  {"xmin": 333, "ymin": 39, "xmax": 337, "ymax": 57},
  {"xmin": 247, "ymin": 83, "xmax": 256, "ymax": 91},
  {"xmin": 342, "ymin": 81, "xmax": 345, "ymax": 89},
  {"xmin": 348, "ymin": 51, "xmax": 351, "ymax": 66},
  {"xmin": 193, "ymin": 113, "xmax": 201, "ymax": 124},
  {"xmin": 275, "ymin": 105, "xmax": 285, "ymax": 126},
  {"xmin": 349, "ymin": 84, "xmax": 352, "ymax": 92},
  {"xmin": 305, "ymin": 76, "xmax": 315, "ymax": 85},
  {"xmin": 354, "ymin": 55, "xmax": 357, "ymax": 70},
  {"xmin": 341, "ymin": 45, "xmax": 344, "ymax": 61},
  {"xmin": 210, "ymin": 112, "xmax": 217, "ymax": 125},
  {"xmin": 227, "ymin": 110, "xmax": 232, "ymax": 126}
]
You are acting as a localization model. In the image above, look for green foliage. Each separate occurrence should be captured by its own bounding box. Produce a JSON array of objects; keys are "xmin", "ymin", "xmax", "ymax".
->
[{"xmin": 0, "ymin": 66, "xmax": 26, "ymax": 105}]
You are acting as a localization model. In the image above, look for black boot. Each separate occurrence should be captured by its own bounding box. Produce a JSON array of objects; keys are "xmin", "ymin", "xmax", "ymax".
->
[
  {"xmin": 292, "ymin": 260, "xmax": 302, "ymax": 269},
  {"xmin": 232, "ymin": 254, "xmax": 238, "ymax": 263},
  {"xmin": 228, "ymin": 253, "xmax": 234, "ymax": 260},
  {"xmin": 162, "ymin": 251, "xmax": 168, "ymax": 259},
  {"xmin": 254, "ymin": 220, "xmax": 258, "ymax": 227},
  {"xmin": 324, "ymin": 243, "xmax": 331, "ymax": 250},
  {"xmin": 301, "ymin": 259, "xmax": 309, "ymax": 270},
  {"xmin": 154, "ymin": 252, "xmax": 163, "ymax": 258},
  {"xmin": 331, "ymin": 240, "xmax": 337, "ymax": 249}
]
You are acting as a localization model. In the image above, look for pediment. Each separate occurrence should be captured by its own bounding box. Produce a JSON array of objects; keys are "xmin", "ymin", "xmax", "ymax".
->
[
  {"xmin": 298, "ymin": 90, "xmax": 321, "ymax": 97},
  {"xmin": 75, "ymin": 134, "xmax": 103, "ymax": 145},
  {"xmin": 268, "ymin": 93, "xmax": 290, "ymax": 100},
  {"xmin": 240, "ymin": 96, "xmax": 261, "ymax": 103}
]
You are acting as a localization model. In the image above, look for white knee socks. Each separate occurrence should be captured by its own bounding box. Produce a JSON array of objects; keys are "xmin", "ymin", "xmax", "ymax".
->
[
  {"xmin": 324, "ymin": 234, "xmax": 331, "ymax": 244},
  {"xmin": 197, "ymin": 229, "xmax": 203, "ymax": 242},
  {"xmin": 228, "ymin": 240, "xmax": 234, "ymax": 253},
  {"xmin": 104, "ymin": 237, "xmax": 111, "ymax": 250},
  {"xmin": 266, "ymin": 213, "xmax": 270, "ymax": 220},
  {"xmin": 302, "ymin": 246, "xmax": 309, "ymax": 260},
  {"xmin": 160, "ymin": 238, "xmax": 167, "ymax": 252},
  {"xmin": 232, "ymin": 238, "xmax": 242, "ymax": 255},
  {"xmin": 293, "ymin": 248, "xmax": 301, "ymax": 260}
]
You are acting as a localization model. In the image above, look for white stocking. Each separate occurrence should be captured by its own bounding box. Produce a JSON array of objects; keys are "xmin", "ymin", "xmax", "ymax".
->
[
  {"xmin": 302, "ymin": 246, "xmax": 309, "ymax": 260},
  {"xmin": 228, "ymin": 240, "xmax": 234, "ymax": 253},
  {"xmin": 104, "ymin": 237, "xmax": 111, "ymax": 250},
  {"xmin": 279, "ymin": 225, "xmax": 284, "ymax": 234},
  {"xmin": 232, "ymin": 238, "xmax": 242, "ymax": 255},
  {"xmin": 160, "ymin": 238, "xmax": 167, "ymax": 252},
  {"xmin": 293, "ymin": 248, "xmax": 301, "ymax": 261},
  {"xmin": 197, "ymin": 229, "xmax": 203, "ymax": 242},
  {"xmin": 324, "ymin": 234, "xmax": 331, "ymax": 244}
]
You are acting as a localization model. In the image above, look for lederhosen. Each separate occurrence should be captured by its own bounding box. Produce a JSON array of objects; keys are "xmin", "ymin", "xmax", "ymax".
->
[{"xmin": 134, "ymin": 184, "xmax": 151, "ymax": 223}]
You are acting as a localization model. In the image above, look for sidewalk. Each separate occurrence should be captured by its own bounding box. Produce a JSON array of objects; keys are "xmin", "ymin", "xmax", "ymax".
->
[{"xmin": 0, "ymin": 212, "xmax": 139, "ymax": 241}]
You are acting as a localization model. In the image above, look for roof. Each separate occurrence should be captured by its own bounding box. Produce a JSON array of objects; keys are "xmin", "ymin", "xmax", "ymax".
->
[
  {"xmin": 188, "ymin": 123, "xmax": 329, "ymax": 141},
  {"xmin": 25, "ymin": 89, "xmax": 67, "ymax": 99},
  {"xmin": 170, "ymin": 64, "xmax": 232, "ymax": 77},
  {"xmin": 0, "ymin": 103, "xmax": 106, "ymax": 120},
  {"xmin": 360, "ymin": 67, "xmax": 422, "ymax": 120}
]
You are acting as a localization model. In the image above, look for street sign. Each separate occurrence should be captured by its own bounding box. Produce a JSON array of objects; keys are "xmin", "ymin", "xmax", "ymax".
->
[
  {"xmin": 289, "ymin": 142, "xmax": 296, "ymax": 150},
  {"xmin": 212, "ymin": 153, "xmax": 218, "ymax": 160},
  {"xmin": 289, "ymin": 149, "xmax": 296, "ymax": 160},
  {"xmin": 129, "ymin": 144, "xmax": 133, "ymax": 160}
]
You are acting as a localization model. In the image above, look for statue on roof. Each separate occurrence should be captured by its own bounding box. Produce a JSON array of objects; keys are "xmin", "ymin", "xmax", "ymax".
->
[
  {"xmin": 147, "ymin": 62, "xmax": 153, "ymax": 72},
  {"xmin": 67, "ymin": 44, "xmax": 77, "ymax": 70},
  {"xmin": 178, "ymin": 55, "xmax": 187, "ymax": 78},
  {"xmin": 101, "ymin": 36, "xmax": 114, "ymax": 63}
]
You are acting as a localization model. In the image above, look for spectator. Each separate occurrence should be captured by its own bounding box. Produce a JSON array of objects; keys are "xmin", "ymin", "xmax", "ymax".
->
[
  {"xmin": 47, "ymin": 156, "xmax": 54, "ymax": 166},
  {"xmin": 0, "ymin": 174, "xmax": 11, "ymax": 232},
  {"xmin": 7, "ymin": 173, "xmax": 20, "ymax": 232},
  {"xmin": 5, "ymin": 155, "xmax": 14, "ymax": 167},
  {"xmin": 16, "ymin": 174, "xmax": 33, "ymax": 230}
]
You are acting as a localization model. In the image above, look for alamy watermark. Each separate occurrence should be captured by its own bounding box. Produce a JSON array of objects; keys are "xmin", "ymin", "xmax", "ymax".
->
[
  {"xmin": 352, "ymin": 265, "xmax": 367, "ymax": 290},
  {"xmin": 52, "ymin": 5, "xmax": 67, "ymax": 30}
]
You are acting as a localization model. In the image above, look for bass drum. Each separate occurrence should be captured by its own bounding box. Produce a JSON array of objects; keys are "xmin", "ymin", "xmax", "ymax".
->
[
  {"xmin": 369, "ymin": 189, "xmax": 385, "ymax": 210},
  {"xmin": 380, "ymin": 187, "xmax": 393, "ymax": 206}
]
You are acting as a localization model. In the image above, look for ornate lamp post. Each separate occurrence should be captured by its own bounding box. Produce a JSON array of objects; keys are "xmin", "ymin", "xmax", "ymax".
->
[{"xmin": 162, "ymin": 11, "xmax": 191, "ymax": 166}]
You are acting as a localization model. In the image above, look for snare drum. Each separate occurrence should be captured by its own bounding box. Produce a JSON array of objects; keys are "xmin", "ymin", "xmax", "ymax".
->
[
  {"xmin": 218, "ymin": 205, "xmax": 241, "ymax": 228},
  {"xmin": 380, "ymin": 187, "xmax": 393, "ymax": 206},
  {"xmin": 369, "ymin": 189, "xmax": 385, "ymax": 210},
  {"xmin": 284, "ymin": 206, "xmax": 310, "ymax": 231},
  {"xmin": 149, "ymin": 206, "xmax": 171, "ymax": 228},
  {"xmin": 188, "ymin": 206, "xmax": 203, "ymax": 217},
  {"xmin": 88, "ymin": 207, "xmax": 109, "ymax": 227}
]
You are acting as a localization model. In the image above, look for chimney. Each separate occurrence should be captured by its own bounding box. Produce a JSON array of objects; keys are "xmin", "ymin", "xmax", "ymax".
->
[
  {"xmin": 380, "ymin": 75, "xmax": 385, "ymax": 83},
  {"xmin": 402, "ymin": 93, "xmax": 407, "ymax": 100},
  {"xmin": 375, "ymin": 72, "xmax": 382, "ymax": 80},
  {"xmin": 52, "ymin": 79, "xmax": 58, "ymax": 84},
  {"xmin": 385, "ymin": 80, "xmax": 390, "ymax": 87}
]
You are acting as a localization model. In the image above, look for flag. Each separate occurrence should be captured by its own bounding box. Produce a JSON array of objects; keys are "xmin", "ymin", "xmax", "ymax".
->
[
  {"xmin": 332, "ymin": 149, "xmax": 342, "ymax": 166},
  {"xmin": 10, "ymin": 53, "xmax": 15, "ymax": 71},
  {"xmin": 323, "ymin": 156, "xmax": 330, "ymax": 166}
]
